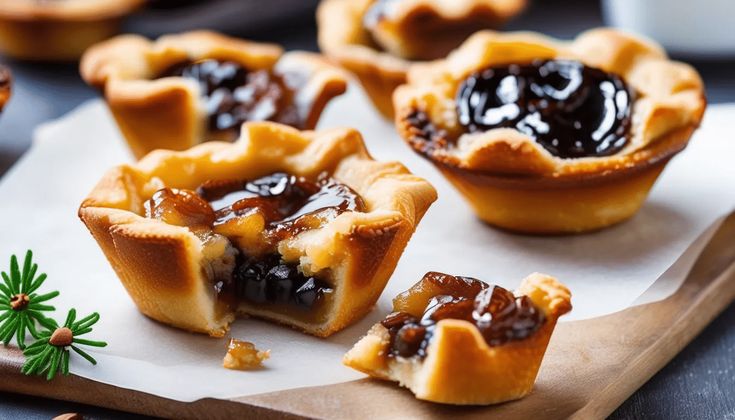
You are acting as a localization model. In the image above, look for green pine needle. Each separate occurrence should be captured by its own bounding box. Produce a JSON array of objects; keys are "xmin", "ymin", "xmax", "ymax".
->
[
  {"xmin": 21, "ymin": 309, "xmax": 107, "ymax": 380},
  {"xmin": 0, "ymin": 251, "xmax": 59, "ymax": 349}
]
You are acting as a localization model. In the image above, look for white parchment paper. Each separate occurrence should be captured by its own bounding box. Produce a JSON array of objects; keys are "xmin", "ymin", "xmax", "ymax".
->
[{"xmin": 0, "ymin": 86, "xmax": 733, "ymax": 402}]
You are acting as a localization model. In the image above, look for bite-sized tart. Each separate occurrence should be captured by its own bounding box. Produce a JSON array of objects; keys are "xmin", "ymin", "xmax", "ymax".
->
[
  {"xmin": 317, "ymin": 0, "xmax": 525, "ymax": 119},
  {"xmin": 81, "ymin": 31, "xmax": 348, "ymax": 159},
  {"xmin": 0, "ymin": 65, "xmax": 10, "ymax": 111},
  {"xmin": 0, "ymin": 0, "xmax": 144, "ymax": 61},
  {"xmin": 394, "ymin": 29, "xmax": 706, "ymax": 234},
  {"xmin": 78, "ymin": 122, "xmax": 437, "ymax": 338},
  {"xmin": 344, "ymin": 271, "xmax": 571, "ymax": 405}
]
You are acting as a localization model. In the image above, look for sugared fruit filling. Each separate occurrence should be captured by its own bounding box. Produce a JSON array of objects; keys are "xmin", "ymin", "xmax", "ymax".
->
[
  {"xmin": 144, "ymin": 172, "xmax": 365, "ymax": 315},
  {"xmin": 159, "ymin": 59, "xmax": 304, "ymax": 136},
  {"xmin": 381, "ymin": 272, "xmax": 545, "ymax": 358}
]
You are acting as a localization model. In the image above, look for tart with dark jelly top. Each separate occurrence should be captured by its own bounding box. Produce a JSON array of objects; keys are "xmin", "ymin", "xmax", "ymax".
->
[
  {"xmin": 79, "ymin": 122, "xmax": 436, "ymax": 337},
  {"xmin": 394, "ymin": 29, "xmax": 706, "ymax": 233},
  {"xmin": 317, "ymin": 0, "xmax": 525, "ymax": 119},
  {"xmin": 344, "ymin": 271, "xmax": 571, "ymax": 405},
  {"xmin": 0, "ymin": 0, "xmax": 144, "ymax": 61},
  {"xmin": 81, "ymin": 31, "xmax": 348, "ymax": 159}
]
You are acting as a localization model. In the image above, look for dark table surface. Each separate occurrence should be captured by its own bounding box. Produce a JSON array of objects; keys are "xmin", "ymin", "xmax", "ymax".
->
[{"xmin": 1, "ymin": 1, "xmax": 733, "ymax": 419}]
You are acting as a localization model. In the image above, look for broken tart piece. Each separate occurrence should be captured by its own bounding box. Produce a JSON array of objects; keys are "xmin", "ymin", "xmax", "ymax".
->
[
  {"xmin": 394, "ymin": 29, "xmax": 706, "ymax": 233},
  {"xmin": 317, "ymin": 0, "xmax": 525, "ymax": 119},
  {"xmin": 78, "ymin": 122, "xmax": 437, "ymax": 337},
  {"xmin": 0, "ymin": 0, "xmax": 144, "ymax": 61},
  {"xmin": 344, "ymin": 271, "xmax": 571, "ymax": 405},
  {"xmin": 81, "ymin": 30, "xmax": 348, "ymax": 159}
]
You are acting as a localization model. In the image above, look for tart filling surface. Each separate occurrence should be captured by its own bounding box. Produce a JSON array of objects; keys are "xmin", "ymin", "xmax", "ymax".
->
[
  {"xmin": 344, "ymin": 271, "xmax": 571, "ymax": 405},
  {"xmin": 81, "ymin": 31, "xmax": 347, "ymax": 158},
  {"xmin": 79, "ymin": 122, "xmax": 437, "ymax": 337}
]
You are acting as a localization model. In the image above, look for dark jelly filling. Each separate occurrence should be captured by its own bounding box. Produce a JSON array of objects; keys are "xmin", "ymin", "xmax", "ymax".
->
[
  {"xmin": 456, "ymin": 59, "xmax": 634, "ymax": 159},
  {"xmin": 228, "ymin": 253, "xmax": 333, "ymax": 311},
  {"xmin": 159, "ymin": 59, "xmax": 303, "ymax": 135},
  {"xmin": 381, "ymin": 273, "xmax": 545, "ymax": 359}
]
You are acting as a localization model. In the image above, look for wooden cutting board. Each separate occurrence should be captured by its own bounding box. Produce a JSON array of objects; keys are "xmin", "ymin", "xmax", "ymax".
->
[{"xmin": 1, "ymin": 213, "xmax": 734, "ymax": 419}]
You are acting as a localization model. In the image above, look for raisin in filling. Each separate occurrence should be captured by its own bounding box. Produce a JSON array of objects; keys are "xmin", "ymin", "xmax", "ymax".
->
[
  {"xmin": 229, "ymin": 253, "xmax": 333, "ymax": 311},
  {"xmin": 381, "ymin": 272, "xmax": 545, "ymax": 359},
  {"xmin": 159, "ymin": 59, "xmax": 303, "ymax": 135},
  {"xmin": 144, "ymin": 172, "xmax": 365, "ymax": 313},
  {"xmin": 455, "ymin": 59, "xmax": 634, "ymax": 159}
]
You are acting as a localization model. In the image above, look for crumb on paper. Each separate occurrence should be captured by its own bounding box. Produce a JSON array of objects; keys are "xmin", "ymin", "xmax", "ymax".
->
[{"xmin": 223, "ymin": 338, "xmax": 270, "ymax": 370}]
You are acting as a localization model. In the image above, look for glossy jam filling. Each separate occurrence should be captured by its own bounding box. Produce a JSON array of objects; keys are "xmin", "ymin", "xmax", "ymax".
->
[
  {"xmin": 456, "ymin": 59, "xmax": 634, "ymax": 159},
  {"xmin": 159, "ymin": 59, "xmax": 303, "ymax": 135},
  {"xmin": 229, "ymin": 253, "xmax": 333, "ymax": 312},
  {"xmin": 381, "ymin": 272, "xmax": 545, "ymax": 359},
  {"xmin": 144, "ymin": 172, "xmax": 365, "ymax": 315}
]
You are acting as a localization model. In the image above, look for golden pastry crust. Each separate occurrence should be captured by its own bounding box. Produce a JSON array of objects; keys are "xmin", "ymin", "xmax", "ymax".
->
[
  {"xmin": 80, "ymin": 31, "xmax": 349, "ymax": 159},
  {"xmin": 394, "ymin": 29, "xmax": 706, "ymax": 233},
  {"xmin": 0, "ymin": 0, "xmax": 144, "ymax": 61},
  {"xmin": 317, "ymin": 0, "xmax": 525, "ymax": 119},
  {"xmin": 344, "ymin": 273, "xmax": 571, "ymax": 405},
  {"xmin": 0, "ymin": 65, "xmax": 10, "ymax": 111},
  {"xmin": 79, "ymin": 122, "xmax": 437, "ymax": 338}
]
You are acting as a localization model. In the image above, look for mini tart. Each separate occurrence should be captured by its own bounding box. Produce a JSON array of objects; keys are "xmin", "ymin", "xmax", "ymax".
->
[
  {"xmin": 0, "ymin": 0, "xmax": 144, "ymax": 61},
  {"xmin": 0, "ymin": 65, "xmax": 10, "ymax": 111},
  {"xmin": 317, "ymin": 0, "xmax": 525, "ymax": 119},
  {"xmin": 78, "ymin": 122, "xmax": 437, "ymax": 338},
  {"xmin": 80, "ymin": 30, "xmax": 348, "ymax": 159},
  {"xmin": 394, "ymin": 29, "xmax": 706, "ymax": 234},
  {"xmin": 344, "ymin": 271, "xmax": 571, "ymax": 405}
]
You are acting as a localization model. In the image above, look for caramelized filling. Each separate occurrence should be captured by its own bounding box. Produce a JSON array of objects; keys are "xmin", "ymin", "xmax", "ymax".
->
[
  {"xmin": 381, "ymin": 272, "xmax": 545, "ymax": 359},
  {"xmin": 158, "ymin": 59, "xmax": 304, "ymax": 136},
  {"xmin": 144, "ymin": 172, "xmax": 365, "ymax": 318},
  {"xmin": 456, "ymin": 59, "xmax": 634, "ymax": 158}
]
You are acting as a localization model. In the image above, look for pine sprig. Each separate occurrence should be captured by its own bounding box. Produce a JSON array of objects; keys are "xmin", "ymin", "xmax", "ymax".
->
[
  {"xmin": 22, "ymin": 309, "xmax": 107, "ymax": 380},
  {"xmin": 0, "ymin": 251, "xmax": 59, "ymax": 348}
]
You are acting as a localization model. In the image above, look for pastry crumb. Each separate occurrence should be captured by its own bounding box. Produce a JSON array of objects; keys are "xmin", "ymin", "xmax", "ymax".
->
[{"xmin": 223, "ymin": 338, "xmax": 270, "ymax": 370}]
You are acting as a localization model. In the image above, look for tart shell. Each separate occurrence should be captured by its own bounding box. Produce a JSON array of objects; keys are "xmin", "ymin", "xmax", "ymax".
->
[
  {"xmin": 344, "ymin": 273, "xmax": 572, "ymax": 405},
  {"xmin": 81, "ymin": 31, "xmax": 348, "ymax": 159},
  {"xmin": 394, "ymin": 29, "xmax": 706, "ymax": 234},
  {"xmin": 79, "ymin": 122, "xmax": 437, "ymax": 337},
  {"xmin": 0, "ymin": 0, "xmax": 144, "ymax": 61}
]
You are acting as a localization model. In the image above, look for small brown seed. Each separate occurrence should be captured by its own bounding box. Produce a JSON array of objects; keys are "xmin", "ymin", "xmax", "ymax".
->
[{"xmin": 49, "ymin": 327, "xmax": 73, "ymax": 347}]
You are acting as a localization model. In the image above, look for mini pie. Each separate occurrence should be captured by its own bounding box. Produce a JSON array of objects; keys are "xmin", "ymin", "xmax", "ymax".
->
[
  {"xmin": 78, "ymin": 122, "xmax": 437, "ymax": 338},
  {"xmin": 317, "ymin": 0, "xmax": 525, "ymax": 119},
  {"xmin": 394, "ymin": 29, "xmax": 706, "ymax": 234},
  {"xmin": 344, "ymin": 271, "xmax": 571, "ymax": 405},
  {"xmin": 0, "ymin": 0, "xmax": 144, "ymax": 61},
  {"xmin": 0, "ymin": 65, "xmax": 10, "ymax": 111},
  {"xmin": 80, "ymin": 30, "xmax": 348, "ymax": 159}
]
